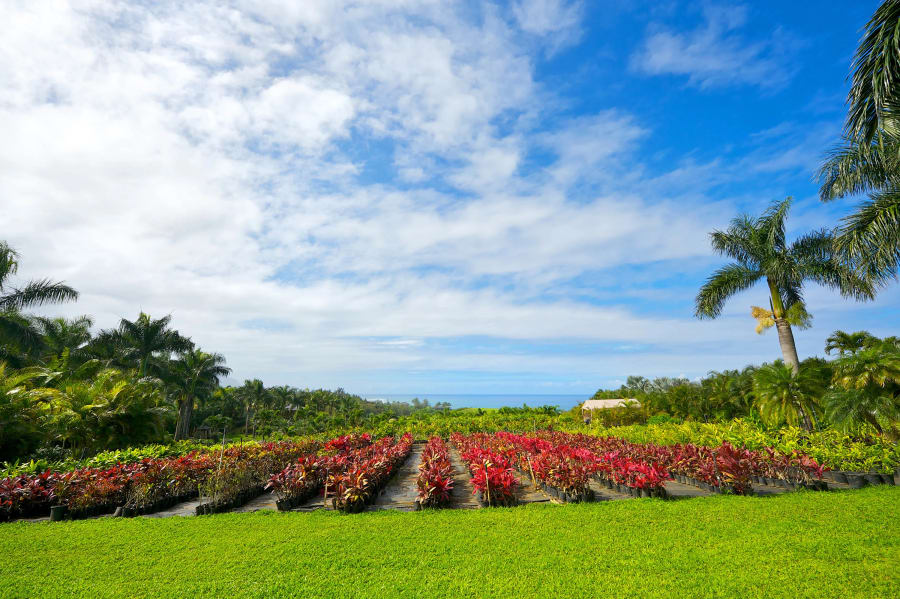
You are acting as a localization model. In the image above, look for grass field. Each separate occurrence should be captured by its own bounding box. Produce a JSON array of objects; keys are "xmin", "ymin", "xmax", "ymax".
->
[{"xmin": 1, "ymin": 487, "xmax": 898, "ymax": 599}]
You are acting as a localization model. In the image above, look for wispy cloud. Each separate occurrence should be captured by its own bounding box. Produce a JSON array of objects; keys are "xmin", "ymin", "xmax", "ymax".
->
[
  {"xmin": 0, "ymin": 1, "xmax": 892, "ymax": 393},
  {"xmin": 630, "ymin": 4, "xmax": 796, "ymax": 90}
]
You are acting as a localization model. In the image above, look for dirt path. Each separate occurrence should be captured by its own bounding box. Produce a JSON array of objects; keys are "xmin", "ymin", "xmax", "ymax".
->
[
  {"xmin": 587, "ymin": 479, "xmax": 634, "ymax": 501},
  {"xmin": 231, "ymin": 491, "xmax": 278, "ymax": 513},
  {"xmin": 142, "ymin": 497, "xmax": 201, "ymax": 518},
  {"xmin": 368, "ymin": 443, "xmax": 423, "ymax": 511},
  {"xmin": 662, "ymin": 480, "xmax": 714, "ymax": 499},
  {"xmin": 512, "ymin": 468, "xmax": 551, "ymax": 505},
  {"xmin": 448, "ymin": 447, "xmax": 481, "ymax": 509}
]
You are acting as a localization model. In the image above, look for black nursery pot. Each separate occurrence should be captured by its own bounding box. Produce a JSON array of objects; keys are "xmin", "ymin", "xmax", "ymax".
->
[
  {"xmin": 845, "ymin": 473, "xmax": 867, "ymax": 489},
  {"xmin": 49, "ymin": 505, "xmax": 67, "ymax": 522},
  {"xmin": 864, "ymin": 473, "xmax": 883, "ymax": 486}
]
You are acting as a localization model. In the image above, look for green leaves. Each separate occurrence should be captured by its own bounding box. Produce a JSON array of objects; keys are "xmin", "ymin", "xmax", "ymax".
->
[
  {"xmin": 752, "ymin": 362, "xmax": 825, "ymax": 429},
  {"xmin": 695, "ymin": 263, "xmax": 760, "ymax": 318},
  {"xmin": 845, "ymin": 0, "xmax": 900, "ymax": 143},
  {"xmin": 819, "ymin": 2, "xmax": 900, "ymax": 287}
]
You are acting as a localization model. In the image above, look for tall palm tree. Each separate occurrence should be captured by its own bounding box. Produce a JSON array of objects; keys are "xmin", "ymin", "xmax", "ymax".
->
[
  {"xmin": 695, "ymin": 198, "xmax": 873, "ymax": 374},
  {"xmin": 824, "ymin": 330, "xmax": 878, "ymax": 355},
  {"xmin": 237, "ymin": 379, "xmax": 268, "ymax": 434},
  {"xmin": 170, "ymin": 350, "xmax": 231, "ymax": 440},
  {"xmin": 0, "ymin": 241, "xmax": 78, "ymax": 364},
  {"xmin": 104, "ymin": 312, "xmax": 193, "ymax": 376},
  {"xmin": 818, "ymin": 1, "xmax": 900, "ymax": 284}
]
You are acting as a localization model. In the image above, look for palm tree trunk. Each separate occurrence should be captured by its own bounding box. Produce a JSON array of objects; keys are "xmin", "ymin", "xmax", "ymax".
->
[
  {"xmin": 768, "ymin": 278, "xmax": 801, "ymax": 375},
  {"xmin": 174, "ymin": 398, "xmax": 189, "ymax": 440},
  {"xmin": 775, "ymin": 318, "xmax": 801, "ymax": 375}
]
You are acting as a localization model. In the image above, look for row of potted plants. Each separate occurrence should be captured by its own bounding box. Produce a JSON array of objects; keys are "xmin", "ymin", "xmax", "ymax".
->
[
  {"xmin": 489, "ymin": 432, "xmax": 597, "ymax": 502},
  {"xmin": 266, "ymin": 433, "xmax": 380, "ymax": 511},
  {"xmin": 450, "ymin": 433, "xmax": 519, "ymax": 507},
  {"xmin": 416, "ymin": 436, "xmax": 454, "ymax": 509},
  {"xmin": 194, "ymin": 440, "xmax": 322, "ymax": 515},
  {"xmin": 0, "ymin": 439, "xmax": 321, "ymax": 522},
  {"xmin": 537, "ymin": 432, "xmax": 828, "ymax": 495},
  {"xmin": 490, "ymin": 432, "xmax": 669, "ymax": 500},
  {"xmin": 328, "ymin": 434, "xmax": 414, "ymax": 513}
]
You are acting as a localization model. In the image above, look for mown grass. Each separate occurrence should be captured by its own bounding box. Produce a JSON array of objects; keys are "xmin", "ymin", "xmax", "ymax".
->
[{"xmin": 1, "ymin": 487, "xmax": 898, "ymax": 598}]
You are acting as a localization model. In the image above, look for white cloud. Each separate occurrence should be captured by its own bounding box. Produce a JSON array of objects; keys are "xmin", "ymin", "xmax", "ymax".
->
[
  {"xmin": 512, "ymin": 0, "xmax": 583, "ymax": 51},
  {"xmin": 1, "ymin": 0, "xmax": 894, "ymax": 394},
  {"xmin": 630, "ymin": 4, "xmax": 793, "ymax": 89}
]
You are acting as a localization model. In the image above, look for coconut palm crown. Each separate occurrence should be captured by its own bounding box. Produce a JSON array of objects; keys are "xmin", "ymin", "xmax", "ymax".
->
[{"xmin": 695, "ymin": 197, "xmax": 874, "ymax": 374}]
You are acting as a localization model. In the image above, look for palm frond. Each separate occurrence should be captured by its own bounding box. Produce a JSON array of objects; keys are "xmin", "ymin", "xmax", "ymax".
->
[
  {"xmin": 0, "ymin": 312, "xmax": 45, "ymax": 352},
  {"xmin": 817, "ymin": 136, "xmax": 900, "ymax": 201},
  {"xmin": 0, "ymin": 242, "xmax": 20, "ymax": 288},
  {"xmin": 760, "ymin": 197, "xmax": 791, "ymax": 251},
  {"xmin": 845, "ymin": 0, "xmax": 900, "ymax": 143},
  {"xmin": 0, "ymin": 279, "xmax": 79, "ymax": 310},
  {"xmin": 834, "ymin": 187, "xmax": 900, "ymax": 283},
  {"xmin": 695, "ymin": 263, "xmax": 762, "ymax": 318},
  {"xmin": 709, "ymin": 218, "xmax": 761, "ymax": 266}
]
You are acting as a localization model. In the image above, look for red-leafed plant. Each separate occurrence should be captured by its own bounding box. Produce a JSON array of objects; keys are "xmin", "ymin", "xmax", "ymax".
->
[{"xmin": 417, "ymin": 436, "xmax": 454, "ymax": 508}]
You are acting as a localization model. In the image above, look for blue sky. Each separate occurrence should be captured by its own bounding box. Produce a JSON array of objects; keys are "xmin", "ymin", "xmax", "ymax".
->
[{"xmin": 3, "ymin": 0, "xmax": 896, "ymax": 397}]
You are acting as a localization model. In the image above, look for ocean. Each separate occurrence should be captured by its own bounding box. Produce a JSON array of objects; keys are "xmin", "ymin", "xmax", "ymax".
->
[{"xmin": 360, "ymin": 394, "xmax": 587, "ymax": 411}]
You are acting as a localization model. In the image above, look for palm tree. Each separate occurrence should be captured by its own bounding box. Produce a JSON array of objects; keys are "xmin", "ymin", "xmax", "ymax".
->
[
  {"xmin": 0, "ymin": 363, "xmax": 56, "ymax": 460},
  {"xmin": 104, "ymin": 313, "xmax": 193, "ymax": 376},
  {"xmin": 32, "ymin": 315, "xmax": 94, "ymax": 362},
  {"xmin": 0, "ymin": 241, "xmax": 78, "ymax": 364},
  {"xmin": 236, "ymin": 379, "xmax": 268, "ymax": 434},
  {"xmin": 824, "ymin": 330, "xmax": 878, "ymax": 355},
  {"xmin": 753, "ymin": 362, "xmax": 825, "ymax": 430},
  {"xmin": 818, "ymin": 1, "xmax": 900, "ymax": 284},
  {"xmin": 695, "ymin": 198, "xmax": 873, "ymax": 374},
  {"xmin": 824, "ymin": 344, "xmax": 900, "ymax": 435},
  {"xmin": 170, "ymin": 350, "xmax": 231, "ymax": 440},
  {"xmin": 45, "ymin": 368, "xmax": 167, "ymax": 453}
]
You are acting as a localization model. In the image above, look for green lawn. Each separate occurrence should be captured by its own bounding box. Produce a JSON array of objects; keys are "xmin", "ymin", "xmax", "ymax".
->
[{"xmin": 1, "ymin": 487, "xmax": 898, "ymax": 599}]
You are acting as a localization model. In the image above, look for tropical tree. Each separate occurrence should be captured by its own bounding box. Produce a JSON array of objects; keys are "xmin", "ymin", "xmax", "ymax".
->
[
  {"xmin": 43, "ymin": 368, "xmax": 167, "ymax": 453},
  {"xmin": 102, "ymin": 312, "xmax": 193, "ymax": 376},
  {"xmin": 818, "ymin": 0, "xmax": 900, "ymax": 284},
  {"xmin": 32, "ymin": 315, "xmax": 94, "ymax": 363},
  {"xmin": 0, "ymin": 242, "xmax": 78, "ymax": 365},
  {"xmin": 236, "ymin": 379, "xmax": 269, "ymax": 434},
  {"xmin": 695, "ymin": 197, "xmax": 873, "ymax": 374},
  {"xmin": 824, "ymin": 330, "xmax": 878, "ymax": 355},
  {"xmin": 753, "ymin": 362, "xmax": 825, "ymax": 430},
  {"xmin": 170, "ymin": 350, "xmax": 231, "ymax": 440},
  {"xmin": 0, "ymin": 363, "xmax": 56, "ymax": 460},
  {"xmin": 824, "ymin": 344, "xmax": 900, "ymax": 435}
]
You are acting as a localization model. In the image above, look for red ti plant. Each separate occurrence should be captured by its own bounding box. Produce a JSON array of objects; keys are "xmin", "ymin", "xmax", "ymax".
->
[
  {"xmin": 417, "ymin": 436, "xmax": 454, "ymax": 508},
  {"xmin": 451, "ymin": 434, "xmax": 519, "ymax": 507}
]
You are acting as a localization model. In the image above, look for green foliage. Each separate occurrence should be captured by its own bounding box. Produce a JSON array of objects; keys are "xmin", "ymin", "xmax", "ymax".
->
[
  {"xmin": 0, "ymin": 241, "xmax": 78, "ymax": 366},
  {"xmin": 582, "ymin": 419, "xmax": 900, "ymax": 474},
  {"xmin": 753, "ymin": 362, "xmax": 825, "ymax": 430},
  {"xmin": 0, "ymin": 488, "xmax": 898, "ymax": 598},
  {"xmin": 819, "ymin": 1, "xmax": 900, "ymax": 284},
  {"xmin": 825, "ymin": 343, "xmax": 900, "ymax": 434}
]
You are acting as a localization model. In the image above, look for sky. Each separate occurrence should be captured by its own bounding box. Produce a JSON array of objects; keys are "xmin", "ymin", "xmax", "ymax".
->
[{"xmin": 2, "ymin": 0, "xmax": 897, "ymax": 397}]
